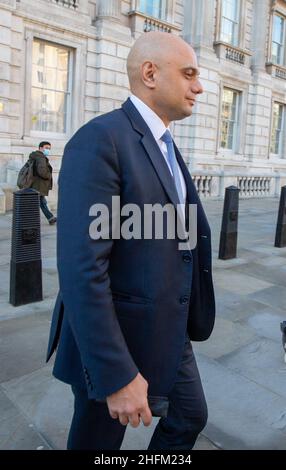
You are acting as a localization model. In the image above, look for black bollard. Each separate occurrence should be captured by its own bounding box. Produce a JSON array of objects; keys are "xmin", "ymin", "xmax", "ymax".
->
[
  {"xmin": 9, "ymin": 188, "xmax": 43, "ymax": 306},
  {"xmin": 274, "ymin": 186, "xmax": 286, "ymax": 248},
  {"xmin": 219, "ymin": 186, "xmax": 239, "ymax": 260}
]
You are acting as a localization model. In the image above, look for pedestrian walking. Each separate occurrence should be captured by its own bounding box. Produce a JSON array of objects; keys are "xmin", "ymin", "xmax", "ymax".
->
[{"xmin": 29, "ymin": 141, "xmax": 56, "ymax": 225}]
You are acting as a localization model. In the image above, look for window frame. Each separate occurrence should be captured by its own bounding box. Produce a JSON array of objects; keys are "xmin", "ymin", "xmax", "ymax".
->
[
  {"xmin": 30, "ymin": 39, "xmax": 73, "ymax": 136},
  {"xmin": 270, "ymin": 101, "xmax": 285, "ymax": 157},
  {"xmin": 131, "ymin": 0, "xmax": 174, "ymax": 23},
  {"xmin": 219, "ymin": 86, "xmax": 241, "ymax": 153},
  {"xmin": 271, "ymin": 13, "xmax": 286, "ymax": 66},
  {"xmin": 23, "ymin": 27, "xmax": 86, "ymax": 141},
  {"xmin": 215, "ymin": 0, "xmax": 246, "ymax": 49},
  {"xmin": 139, "ymin": 0, "xmax": 167, "ymax": 20},
  {"xmin": 220, "ymin": 0, "xmax": 240, "ymax": 46}
]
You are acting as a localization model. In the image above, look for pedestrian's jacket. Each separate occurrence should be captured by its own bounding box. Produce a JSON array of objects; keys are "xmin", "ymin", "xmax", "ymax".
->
[
  {"xmin": 46, "ymin": 98, "xmax": 216, "ymax": 401},
  {"xmin": 29, "ymin": 151, "xmax": 53, "ymax": 196}
]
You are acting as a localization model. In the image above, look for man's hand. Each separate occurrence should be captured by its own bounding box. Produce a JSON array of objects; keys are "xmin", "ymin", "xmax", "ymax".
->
[{"xmin": 106, "ymin": 373, "xmax": 152, "ymax": 428}]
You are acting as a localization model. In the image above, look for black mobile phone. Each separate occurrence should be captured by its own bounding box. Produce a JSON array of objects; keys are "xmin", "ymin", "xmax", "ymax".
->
[{"xmin": 96, "ymin": 396, "xmax": 169, "ymax": 418}]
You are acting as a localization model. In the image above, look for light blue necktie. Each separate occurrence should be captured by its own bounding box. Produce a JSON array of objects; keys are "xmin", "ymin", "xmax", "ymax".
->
[{"xmin": 161, "ymin": 130, "xmax": 184, "ymax": 206}]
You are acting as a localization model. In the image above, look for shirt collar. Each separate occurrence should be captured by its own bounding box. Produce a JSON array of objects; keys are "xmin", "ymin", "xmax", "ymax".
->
[{"xmin": 130, "ymin": 94, "xmax": 170, "ymax": 142}]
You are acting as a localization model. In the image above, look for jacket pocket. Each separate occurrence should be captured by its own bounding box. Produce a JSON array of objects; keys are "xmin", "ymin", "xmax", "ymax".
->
[{"xmin": 112, "ymin": 291, "xmax": 152, "ymax": 304}]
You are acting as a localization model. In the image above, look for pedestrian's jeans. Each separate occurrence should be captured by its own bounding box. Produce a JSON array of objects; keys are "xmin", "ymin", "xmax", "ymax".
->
[
  {"xmin": 67, "ymin": 337, "xmax": 208, "ymax": 450},
  {"xmin": 39, "ymin": 196, "xmax": 54, "ymax": 221}
]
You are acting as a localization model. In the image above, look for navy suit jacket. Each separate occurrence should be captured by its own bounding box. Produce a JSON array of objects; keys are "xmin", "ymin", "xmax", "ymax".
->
[{"xmin": 46, "ymin": 98, "xmax": 215, "ymax": 400}]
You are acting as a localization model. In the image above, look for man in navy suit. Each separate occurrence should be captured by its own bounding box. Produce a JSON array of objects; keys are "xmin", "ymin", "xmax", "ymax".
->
[{"xmin": 47, "ymin": 32, "xmax": 215, "ymax": 450}]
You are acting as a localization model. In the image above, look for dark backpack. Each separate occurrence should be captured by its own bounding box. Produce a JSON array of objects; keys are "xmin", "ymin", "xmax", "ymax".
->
[{"xmin": 17, "ymin": 159, "xmax": 35, "ymax": 189}]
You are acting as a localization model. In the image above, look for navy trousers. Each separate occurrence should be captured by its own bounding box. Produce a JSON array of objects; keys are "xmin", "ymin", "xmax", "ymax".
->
[{"xmin": 67, "ymin": 337, "xmax": 208, "ymax": 450}]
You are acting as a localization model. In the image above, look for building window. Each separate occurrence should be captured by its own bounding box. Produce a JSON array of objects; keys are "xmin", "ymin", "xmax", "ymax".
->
[
  {"xmin": 31, "ymin": 39, "xmax": 72, "ymax": 134},
  {"xmin": 220, "ymin": 88, "xmax": 240, "ymax": 150},
  {"xmin": 220, "ymin": 0, "xmax": 240, "ymax": 46},
  {"xmin": 139, "ymin": 0, "xmax": 167, "ymax": 20},
  {"xmin": 271, "ymin": 14, "xmax": 285, "ymax": 65},
  {"xmin": 271, "ymin": 102, "xmax": 284, "ymax": 155}
]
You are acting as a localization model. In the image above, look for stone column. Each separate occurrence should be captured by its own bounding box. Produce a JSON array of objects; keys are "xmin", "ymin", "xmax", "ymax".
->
[
  {"xmin": 94, "ymin": 0, "xmax": 131, "ymax": 42},
  {"xmin": 244, "ymin": 0, "xmax": 272, "ymax": 161},
  {"xmin": 183, "ymin": 0, "xmax": 216, "ymax": 50},
  {"xmin": 251, "ymin": 0, "xmax": 270, "ymax": 72},
  {"xmin": 96, "ymin": 0, "xmax": 121, "ymax": 20},
  {"xmin": 91, "ymin": 0, "xmax": 131, "ymax": 118},
  {"xmin": 177, "ymin": 0, "xmax": 218, "ymax": 164}
]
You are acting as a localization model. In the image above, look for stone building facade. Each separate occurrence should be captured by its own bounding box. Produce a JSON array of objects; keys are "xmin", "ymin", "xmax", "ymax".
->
[{"xmin": 0, "ymin": 0, "xmax": 286, "ymax": 212}]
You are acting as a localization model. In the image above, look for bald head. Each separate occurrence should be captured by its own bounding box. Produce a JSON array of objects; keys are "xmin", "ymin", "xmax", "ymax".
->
[
  {"xmin": 126, "ymin": 32, "xmax": 202, "ymax": 125},
  {"xmin": 127, "ymin": 32, "xmax": 196, "ymax": 91}
]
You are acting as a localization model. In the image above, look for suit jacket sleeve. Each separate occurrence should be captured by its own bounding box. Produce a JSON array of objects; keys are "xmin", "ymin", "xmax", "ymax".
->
[{"xmin": 57, "ymin": 121, "xmax": 139, "ymax": 400}]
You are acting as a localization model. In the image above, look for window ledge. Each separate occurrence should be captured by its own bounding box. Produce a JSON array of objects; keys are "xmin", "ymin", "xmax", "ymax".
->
[
  {"xmin": 216, "ymin": 150, "xmax": 246, "ymax": 161},
  {"xmin": 30, "ymin": 130, "xmax": 69, "ymax": 140},
  {"xmin": 266, "ymin": 62, "xmax": 286, "ymax": 80},
  {"xmin": 269, "ymin": 152, "xmax": 284, "ymax": 160},
  {"xmin": 127, "ymin": 10, "xmax": 181, "ymax": 36},
  {"xmin": 213, "ymin": 41, "xmax": 252, "ymax": 67}
]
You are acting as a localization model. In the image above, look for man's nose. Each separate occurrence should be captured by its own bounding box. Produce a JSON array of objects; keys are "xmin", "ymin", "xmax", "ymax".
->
[{"xmin": 192, "ymin": 78, "xmax": 203, "ymax": 95}]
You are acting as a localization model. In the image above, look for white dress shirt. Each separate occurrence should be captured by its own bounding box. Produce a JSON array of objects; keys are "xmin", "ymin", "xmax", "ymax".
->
[{"xmin": 130, "ymin": 95, "xmax": 187, "ymax": 204}]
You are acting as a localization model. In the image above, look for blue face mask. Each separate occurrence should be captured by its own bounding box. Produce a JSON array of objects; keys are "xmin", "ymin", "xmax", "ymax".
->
[{"xmin": 43, "ymin": 148, "xmax": 50, "ymax": 156}]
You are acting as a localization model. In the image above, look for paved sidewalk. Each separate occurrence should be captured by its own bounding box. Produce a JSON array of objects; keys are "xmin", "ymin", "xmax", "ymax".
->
[{"xmin": 0, "ymin": 198, "xmax": 285, "ymax": 450}]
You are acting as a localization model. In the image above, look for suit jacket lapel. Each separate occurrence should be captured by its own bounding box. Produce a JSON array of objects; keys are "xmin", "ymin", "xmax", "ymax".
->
[{"xmin": 122, "ymin": 99, "xmax": 181, "ymax": 209}]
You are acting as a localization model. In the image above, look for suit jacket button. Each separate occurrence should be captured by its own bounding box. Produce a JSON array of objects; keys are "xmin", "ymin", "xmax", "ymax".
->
[
  {"xmin": 180, "ymin": 295, "xmax": 189, "ymax": 305},
  {"xmin": 183, "ymin": 253, "xmax": 192, "ymax": 263}
]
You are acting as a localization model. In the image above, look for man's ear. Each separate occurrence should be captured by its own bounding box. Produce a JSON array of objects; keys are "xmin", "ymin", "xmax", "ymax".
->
[{"xmin": 141, "ymin": 61, "xmax": 157, "ymax": 89}]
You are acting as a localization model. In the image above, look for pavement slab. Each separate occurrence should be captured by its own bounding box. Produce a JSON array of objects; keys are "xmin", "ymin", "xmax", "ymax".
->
[
  {"xmin": 0, "ymin": 387, "xmax": 50, "ymax": 450},
  {"xmin": 0, "ymin": 313, "xmax": 50, "ymax": 382},
  {"xmin": 196, "ymin": 354, "xmax": 286, "ymax": 450},
  {"xmin": 2, "ymin": 367, "xmax": 72, "ymax": 450},
  {"xmin": 193, "ymin": 316, "xmax": 257, "ymax": 359},
  {"xmin": 244, "ymin": 311, "xmax": 286, "ymax": 342},
  {"xmin": 218, "ymin": 338, "xmax": 286, "ymax": 399},
  {"xmin": 213, "ymin": 270, "xmax": 274, "ymax": 296},
  {"xmin": 249, "ymin": 285, "xmax": 286, "ymax": 311}
]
